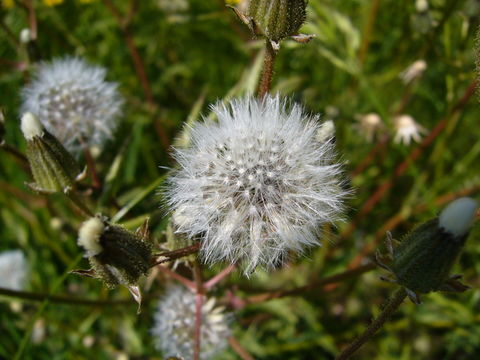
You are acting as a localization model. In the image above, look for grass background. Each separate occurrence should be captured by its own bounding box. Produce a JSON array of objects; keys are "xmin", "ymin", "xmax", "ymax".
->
[{"xmin": 1, "ymin": 0, "xmax": 480, "ymax": 359}]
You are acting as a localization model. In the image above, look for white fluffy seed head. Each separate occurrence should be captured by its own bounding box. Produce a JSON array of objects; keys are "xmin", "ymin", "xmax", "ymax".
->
[
  {"xmin": 21, "ymin": 112, "xmax": 44, "ymax": 140},
  {"xmin": 21, "ymin": 57, "xmax": 123, "ymax": 153},
  {"xmin": 152, "ymin": 285, "xmax": 230, "ymax": 359},
  {"xmin": 0, "ymin": 250, "xmax": 29, "ymax": 291},
  {"xmin": 439, "ymin": 197, "xmax": 478, "ymax": 237},
  {"xmin": 165, "ymin": 95, "xmax": 348, "ymax": 274},
  {"xmin": 78, "ymin": 217, "xmax": 104, "ymax": 257}
]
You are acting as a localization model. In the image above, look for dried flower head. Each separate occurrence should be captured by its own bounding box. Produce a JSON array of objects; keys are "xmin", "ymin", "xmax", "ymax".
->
[
  {"xmin": 354, "ymin": 113, "xmax": 384, "ymax": 143},
  {"xmin": 393, "ymin": 114, "xmax": 428, "ymax": 145},
  {"xmin": 21, "ymin": 57, "xmax": 123, "ymax": 153},
  {"xmin": 400, "ymin": 59, "xmax": 427, "ymax": 84},
  {"xmin": 165, "ymin": 95, "xmax": 347, "ymax": 274},
  {"xmin": 152, "ymin": 285, "xmax": 230, "ymax": 359},
  {"xmin": 0, "ymin": 250, "xmax": 29, "ymax": 290},
  {"xmin": 76, "ymin": 216, "xmax": 152, "ymax": 289}
]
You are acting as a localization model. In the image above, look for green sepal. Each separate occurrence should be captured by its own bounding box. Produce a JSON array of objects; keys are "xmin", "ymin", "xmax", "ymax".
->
[
  {"xmin": 247, "ymin": 0, "xmax": 307, "ymax": 41},
  {"xmin": 391, "ymin": 218, "xmax": 467, "ymax": 294},
  {"xmin": 89, "ymin": 221, "xmax": 152, "ymax": 288}
]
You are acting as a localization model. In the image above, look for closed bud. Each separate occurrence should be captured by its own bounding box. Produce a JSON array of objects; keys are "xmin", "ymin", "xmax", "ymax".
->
[
  {"xmin": 77, "ymin": 216, "xmax": 152, "ymax": 289},
  {"xmin": 379, "ymin": 198, "xmax": 478, "ymax": 303},
  {"xmin": 21, "ymin": 112, "xmax": 81, "ymax": 193},
  {"xmin": 247, "ymin": 0, "xmax": 307, "ymax": 41}
]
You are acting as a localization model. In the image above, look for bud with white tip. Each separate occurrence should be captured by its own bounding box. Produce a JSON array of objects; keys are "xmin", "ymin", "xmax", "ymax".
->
[
  {"xmin": 21, "ymin": 112, "xmax": 81, "ymax": 193},
  {"xmin": 76, "ymin": 215, "xmax": 153, "ymax": 289},
  {"xmin": 379, "ymin": 197, "xmax": 478, "ymax": 302},
  {"xmin": 439, "ymin": 197, "xmax": 478, "ymax": 237}
]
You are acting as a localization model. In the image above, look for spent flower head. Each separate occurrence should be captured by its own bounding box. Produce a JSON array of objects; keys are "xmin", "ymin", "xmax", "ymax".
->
[
  {"xmin": 0, "ymin": 250, "xmax": 29, "ymax": 291},
  {"xmin": 152, "ymin": 285, "xmax": 230, "ymax": 359},
  {"xmin": 393, "ymin": 114, "xmax": 428, "ymax": 145},
  {"xmin": 165, "ymin": 95, "xmax": 347, "ymax": 274},
  {"xmin": 400, "ymin": 59, "xmax": 427, "ymax": 84},
  {"xmin": 354, "ymin": 113, "xmax": 384, "ymax": 143},
  {"xmin": 21, "ymin": 57, "xmax": 123, "ymax": 153}
]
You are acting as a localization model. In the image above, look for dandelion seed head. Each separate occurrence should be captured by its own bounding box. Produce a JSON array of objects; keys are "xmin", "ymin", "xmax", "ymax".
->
[
  {"xmin": 21, "ymin": 57, "xmax": 123, "ymax": 153},
  {"xmin": 165, "ymin": 95, "xmax": 347, "ymax": 274},
  {"xmin": 354, "ymin": 113, "xmax": 383, "ymax": 143},
  {"xmin": 0, "ymin": 250, "xmax": 29, "ymax": 291},
  {"xmin": 152, "ymin": 285, "xmax": 230, "ymax": 359}
]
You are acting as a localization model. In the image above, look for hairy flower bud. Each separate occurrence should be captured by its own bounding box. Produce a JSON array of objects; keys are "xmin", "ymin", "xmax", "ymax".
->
[
  {"xmin": 21, "ymin": 112, "xmax": 82, "ymax": 193},
  {"xmin": 77, "ymin": 216, "xmax": 153, "ymax": 289},
  {"xmin": 247, "ymin": 0, "xmax": 307, "ymax": 41},
  {"xmin": 378, "ymin": 198, "xmax": 478, "ymax": 303}
]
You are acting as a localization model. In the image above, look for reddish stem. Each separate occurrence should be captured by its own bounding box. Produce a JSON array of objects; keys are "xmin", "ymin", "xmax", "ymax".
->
[
  {"xmin": 228, "ymin": 336, "xmax": 254, "ymax": 360},
  {"xmin": 192, "ymin": 261, "xmax": 204, "ymax": 360},
  {"xmin": 204, "ymin": 264, "xmax": 236, "ymax": 290},
  {"xmin": 156, "ymin": 265, "xmax": 196, "ymax": 290}
]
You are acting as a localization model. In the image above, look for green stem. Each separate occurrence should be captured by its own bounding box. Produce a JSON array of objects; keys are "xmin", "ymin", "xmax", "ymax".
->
[
  {"xmin": 65, "ymin": 191, "xmax": 94, "ymax": 218},
  {"xmin": 336, "ymin": 288, "xmax": 407, "ymax": 360}
]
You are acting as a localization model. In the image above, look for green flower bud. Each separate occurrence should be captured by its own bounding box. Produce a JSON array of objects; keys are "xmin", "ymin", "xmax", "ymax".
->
[
  {"xmin": 390, "ymin": 198, "xmax": 477, "ymax": 297},
  {"xmin": 21, "ymin": 112, "xmax": 81, "ymax": 193},
  {"xmin": 77, "ymin": 216, "xmax": 152, "ymax": 289},
  {"xmin": 247, "ymin": 0, "xmax": 307, "ymax": 42}
]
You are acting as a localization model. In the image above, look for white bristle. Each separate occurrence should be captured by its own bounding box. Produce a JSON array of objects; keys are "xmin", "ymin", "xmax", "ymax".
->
[
  {"xmin": 78, "ymin": 217, "xmax": 104, "ymax": 256},
  {"xmin": 439, "ymin": 197, "xmax": 478, "ymax": 237},
  {"xmin": 21, "ymin": 112, "xmax": 44, "ymax": 140}
]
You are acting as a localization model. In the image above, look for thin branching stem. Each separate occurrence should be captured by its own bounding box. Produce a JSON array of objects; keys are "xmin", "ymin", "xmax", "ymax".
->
[
  {"xmin": 228, "ymin": 336, "xmax": 254, "ymax": 360},
  {"xmin": 0, "ymin": 287, "xmax": 134, "ymax": 306},
  {"xmin": 65, "ymin": 191, "xmax": 94, "ymax": 218},
  {"xmin": 192, "ymin": 260, "xmax": 204, "ymax": 360},
  {"xmin": 243, "ymin": 262, "xmax": 375, "ymax": 305},
  {"xmin": 156, "ymin": 265, "xmax": 196, "ymax": 290},
  {"xmin": 336, "ymin": 288, "xmax": 407, "ymax": 360}
]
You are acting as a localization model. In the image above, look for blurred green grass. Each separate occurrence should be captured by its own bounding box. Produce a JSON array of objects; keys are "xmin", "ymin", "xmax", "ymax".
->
[{"xmin": 1, "ymin": 0, "xmax": 479, "ymax": 359}]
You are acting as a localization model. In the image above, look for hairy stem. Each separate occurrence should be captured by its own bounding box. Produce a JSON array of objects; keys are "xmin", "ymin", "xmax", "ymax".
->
[
  {"xmin": 258, "ymin": 39, "xmax": 277, "ymax": 98},
  {"xmin": 151, "ymin": 243, "xmax": 201, "ymax": 266},
  {"xmin": 336, "ymin": 288, "xmax": 407, "ymax": 360}
]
